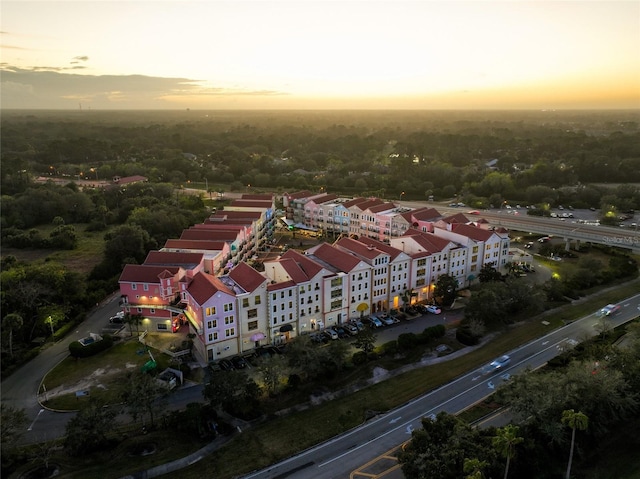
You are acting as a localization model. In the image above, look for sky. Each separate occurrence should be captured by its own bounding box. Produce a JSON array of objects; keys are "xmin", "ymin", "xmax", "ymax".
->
[{"xmin": 1, "ymin": 0, "xmax": 639, "ymax": 110}]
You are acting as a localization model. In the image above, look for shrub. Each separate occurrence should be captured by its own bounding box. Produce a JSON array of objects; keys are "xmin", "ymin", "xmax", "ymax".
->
[
  {"xmin": 68, "ymin": 335, "xmax": 113, "ymax": 358},
  {"xmin": 397, "ymin": 333, "xmax": 418, "ymax": 350},
  {"xmin": 352, "ymin": 351, "xmax": 368, "ymax": 365},
  {"xmin": 456, "ymin": 327, "xmax": 480, "ymax": 346},
  {"xmin": 378, "ymin": 340, "xmax": 398, "ymax": 356}
]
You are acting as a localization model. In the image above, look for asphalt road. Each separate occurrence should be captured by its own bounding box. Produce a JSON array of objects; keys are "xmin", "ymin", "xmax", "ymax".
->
[
  {"xmin": 241, "ymin": 293, "xmax": 640, "ymax": 479},
  {"xmin": 0, "ymin": 292, "xmax": 124, "ymax": 444}
]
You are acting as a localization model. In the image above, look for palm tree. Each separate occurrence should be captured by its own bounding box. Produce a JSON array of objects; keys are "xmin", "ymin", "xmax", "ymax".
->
[
  {"xmin": 492, "ymin": 424, "xmax": 524, "ymax": 479},
  {"xmin": 561, "ymin": 409, "xmax": 588, "ymax": 479},
  {"xmin": 464, "ymin": 458, "xmax": 488, "ymax": 479},
  {"xmin": 2, "ymin": 313, "xmax": 24, "ymax": 358}
]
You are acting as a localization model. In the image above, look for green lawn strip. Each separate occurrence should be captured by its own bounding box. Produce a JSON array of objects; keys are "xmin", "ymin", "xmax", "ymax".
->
[{"xmin": 42, "ymin": 339, "xmax": 173, "ymax": 411}]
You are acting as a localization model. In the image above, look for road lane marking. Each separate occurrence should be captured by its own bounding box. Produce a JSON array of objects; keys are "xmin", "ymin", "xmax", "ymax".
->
[{"xmin": 27, "ymin": 409, "xmax": 44, "ymax": 431}]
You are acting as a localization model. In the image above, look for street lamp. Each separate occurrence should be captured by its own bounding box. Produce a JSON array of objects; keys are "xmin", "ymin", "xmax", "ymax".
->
[
  {"xmin": 90, "ymin": 167, "xmax": 98, "ymax": 180},
  {"xmin": 47, "ymin": 315, "xmax": 54, "ymax": 337},
  {"xmin": 400, "ymin": 191, "xmax": 405, "ymax": 201}
]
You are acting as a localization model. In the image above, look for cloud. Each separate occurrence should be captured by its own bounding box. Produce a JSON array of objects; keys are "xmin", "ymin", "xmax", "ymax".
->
[{"xmin": 0, "ymin": 66, "xmax": 288, "ymax": 109}]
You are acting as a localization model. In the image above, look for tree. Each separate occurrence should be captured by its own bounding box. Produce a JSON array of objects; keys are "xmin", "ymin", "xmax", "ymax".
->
[
  {"xmin": 478, "ymin": 265, "xmax": 503, "ymax": 283},
  {"xmin": 64, "ymin": 401, "xmax": 116, "ymax": 455},
  {"xmin": 464, "ymin": 458, "xmax": 488, "ymax": 479},
  {"xmin": 258, "ymin": 354, "xmax": 286, "ymax": 396},
  {"xmin": 561, "ymin": 409, "xmax": 588, "ymax": 479},
  {"xmin": 2, "ymin": 313, "xmax": 23, "ymax": 358},
  {"xmin": 0, "ymin": 404, "xmax": 28, "ymax": 449},
  {"xmin": 353, "ymin": 327, "xmax": 377, "ymax": 354},
  {"xmin": 399, "ymin": 412, "xmax": 497, "ymax": 479},
  {"xmin": 434, "ymin": 274, "xmax": 458, "ymax": 306},
  {"xmin": 492, "ymin": 424, "xmax": 523, "ymax": 479},
  {"xmin": 400, "ymin": 288, "xmax": 417, "ymax": 311},
  {"xmin": 121, "ymin": 371, "xmax": 166, "ymax": 427}
]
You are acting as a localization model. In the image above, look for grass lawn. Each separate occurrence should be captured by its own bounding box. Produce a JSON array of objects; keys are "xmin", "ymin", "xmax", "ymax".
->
[
  {"xmin": 41, "ymin": 338, "xmax": 173, "ymax": 411},
  {"xmin": 3, "ymin": 222, "xmax": 109, "ymax": 275}
]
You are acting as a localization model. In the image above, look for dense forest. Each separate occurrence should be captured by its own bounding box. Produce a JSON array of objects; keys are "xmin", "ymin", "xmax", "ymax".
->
[{"xmin": 2, "ymin": 109, "xmax": 640, "ymax": 209}]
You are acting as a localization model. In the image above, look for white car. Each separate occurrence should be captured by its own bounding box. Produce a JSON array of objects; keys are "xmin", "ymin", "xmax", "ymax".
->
[
  {"xmin": 109, "ymin": 311, "xmax": 125, "ymax": 323},
  {"xmin": 426, "ymin": 305, "xmax": 442, "ymax": 315},
  {"xmin": 490, "ymin": 355, "xmax": 511, "ymax": 370},
  {"xmin": 598, "ymin": 304, "xmax": 621, "ymax": 316}
]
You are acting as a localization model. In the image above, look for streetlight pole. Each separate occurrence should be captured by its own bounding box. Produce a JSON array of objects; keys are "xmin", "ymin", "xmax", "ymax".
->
[{"xmin": 47, "ymin": 315, "xmax": 54, "ymax": 337}]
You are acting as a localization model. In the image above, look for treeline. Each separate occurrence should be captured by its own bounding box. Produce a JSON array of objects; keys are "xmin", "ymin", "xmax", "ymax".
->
[
  {"xmin": 2, "ymin": 110, "xmax": 640, "ymax": 209},
  {"xmin": 0, "ymin": 181, "xmax": 210, "ymax": 377}
]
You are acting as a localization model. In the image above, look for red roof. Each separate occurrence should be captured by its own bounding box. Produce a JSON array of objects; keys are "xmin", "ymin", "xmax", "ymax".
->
[
  {"xmin": 450, "ymin": 223, "xmax": 494, "ymax": 241},
  {"xmin": 308, "ymin": 243, "xmax": 361, "ymax": 272},
  {"xmin": 228, "ymin": 262, "xmax": 267, "ymax": 292},
  {"xmin": 144, "ymin": 251, "xmax": 204, "ymax": 268},
  {"xmin": 230, "ymin": 200, "xmax": 272, "ymax": 208},
  {"xmin": 119, "ymin": 264, "xmax": 181, "ymax": 283},
  {"xmin": 267, "ymin": 279, "xmax": 296, "ymax": 291},
  {"xmin": 180, "ymin": 229, "xmax": 239, "ymax": 241},
  {"xmin": 335, "ymin": 237, "xmax": 383, "ymax": 260},
  {"xmin": 187, "ymin": 272, "xmax": 234, "ymax": 305},
  {"xmin": 286, "ymin": 190, "xmax": 314, "ymax": 200},
  {"xmin": 410, "ymin": 207, "xmax": 443, "ymax": 221},
  {"xmin": 355, "ymin": 237, "xmax": 404, "ymax": 260},
  {"xmin": 280, "ymin": 249, "xmax": 325, "ymax": 279},
  {"xmin": 163, "ymin": 239, "xmax": 227, "ymax": 251}
]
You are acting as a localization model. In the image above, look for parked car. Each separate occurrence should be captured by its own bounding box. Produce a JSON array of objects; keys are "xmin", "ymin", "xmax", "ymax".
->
[
  {"xmin": 219, "ymin": 359, "xmax": 234, "ymax": 371},
  {"xmin": 345, "ymin": 323, "xmax": 359, "ymax": 335},
  {"xmin": 426, "ymin": 305, "xmax": 442, "ymax": 314},
  {"xmin": 490, "ymin": 355, "xmax": 511, "ymax": 370},
  {"xmin": 231, "ymin": 356, "xmax": 247, "ymax": 369},
  {"xmin": 380, "ymin": 315, "xmax": 395, "ymax": 326},
  {"xmin": 109, "ymin": 311, "xmax": 125, "ymax": 324},
  {"xmin": 332, "ymin": 326, "xmax": 349, "ymax": 339},
  {"xmin": 371, "ymin": 315, "xmax": 384, "ymax": 328},
  {"xmin": 324, "ymin": 329, "xmax": 339, "ymax": 340},
  {"xmin": 351, "ymin": 319, "xmax": 365, "ymax": 331},
  {"xmin": 309, "ymin": 332, "xmax": 328, "ymax": 344}
]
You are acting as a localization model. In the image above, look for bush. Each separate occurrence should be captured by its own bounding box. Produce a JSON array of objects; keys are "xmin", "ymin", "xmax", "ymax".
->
[
  {"xmin": 419, "ymin": 324, "xmax": 446, "ymax": 344},
  {"xmin": 397, "ymin": 333, "xmax": 418, "ymax": 350},
  {"xmin": 68, "ymin": 335, "xmax": 113, "ymax": 358},
  {"xmin": 456, "ymin": 327, "xmax": 480, "ymax": 346},
  {"xmin": 378, "ymin": 340, "xmax": 398, "ymax": 356},
  {"xmin": 352, "ymin": 351, "xmax": 368, "ymax": 365}
]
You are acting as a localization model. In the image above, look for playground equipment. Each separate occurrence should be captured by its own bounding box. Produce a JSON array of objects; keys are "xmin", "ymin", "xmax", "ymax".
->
[{"xmin": 141, "ymin": 349, "xmax": 157, "ymax": 373}]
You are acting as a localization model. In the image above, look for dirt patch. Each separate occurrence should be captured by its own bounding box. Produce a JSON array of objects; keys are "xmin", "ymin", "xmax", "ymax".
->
[{"xmin": 41, "ymin": 365, "xmax": 126, "ymax": 400}]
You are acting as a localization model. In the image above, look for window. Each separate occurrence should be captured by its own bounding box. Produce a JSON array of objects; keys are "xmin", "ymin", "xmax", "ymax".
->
[
  {"xmin": 225, "ymin": 328, "xmax": 235, "ymax": 337},
  {"xmin": 248, "ymin": 309, "xmax": 258, "ymax": 319},
  {"xmin": 206, "ymin": 306, "xmax": 216, "ymax": 316},
  {"xmin": 208, "ymin": 333, "xmax": 213, "ymax": 341},
  {"xmin": 131, "ymin": 283, "xmax": 137, "ymax": 290},
  {"xmin": 224, "ymin": 303, "xmax": 233, "ymax": 312},
  {"xmin": 225, "ymin": 316, "xmax": 233, "ymax": 325},
  {"xmin": 242, "ymin": 298, "xmax": 249, "ymax": 308},
  {"xmin": 157, "ymin": 323, "xmax": 168, "ymax": 331},
  {"xmin": 213, "ymin": 332, "xmax": 218, "ymax": 340},
  {"xmin": 248, "ymin": 320, "xmax": 258, "ymax": 331},
  {"xmin": 143, "ymin": 283, "xmax": 149, "ymax": 291},
  {"xmin": 254, "ymin": 296, "xmax": 261, "ymax": 305}
]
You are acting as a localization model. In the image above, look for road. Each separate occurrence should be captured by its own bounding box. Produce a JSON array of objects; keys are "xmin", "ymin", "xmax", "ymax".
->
[
  {"xmin": 241, "ymin": 293, "xmax": 640, "ymax": 479},
  {"xmin": 0, "ymin": 293, "xmax": 124, "ymax": 444}
]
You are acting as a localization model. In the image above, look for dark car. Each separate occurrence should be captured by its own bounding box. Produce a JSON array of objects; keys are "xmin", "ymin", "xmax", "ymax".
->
[
  {"xmin": 332, "ymin": 326, "xmax": 348, "ymax": 338},
  {"xmin": 231, "ymin": 356, "xmax": 247, "ymax": 369},
  {"xmin": 219, "ymin": 359, "xmax": 234, "ymax": 371}
]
